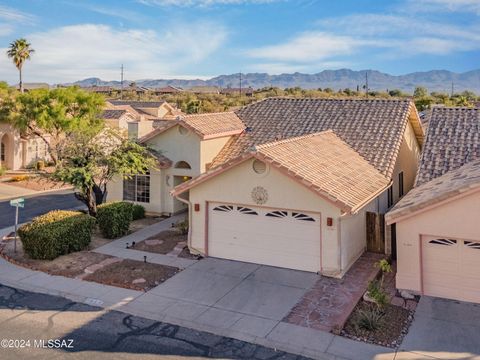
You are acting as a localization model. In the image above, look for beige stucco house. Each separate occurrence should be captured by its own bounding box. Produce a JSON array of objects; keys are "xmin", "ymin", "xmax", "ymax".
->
[
  {"xmin": 386, "ymin": 107, "xmax": 480, "ymax": 303},
  {"xmin": 157, "ymin": 98, "xmax": 422, "ymax": 277},
  {"xmin": 0, "ymin": 123, "xmax": 50, "ymax": 170}
]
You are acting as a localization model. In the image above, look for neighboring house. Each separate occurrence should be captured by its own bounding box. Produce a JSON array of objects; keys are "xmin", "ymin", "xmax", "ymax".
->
[
  {"xmin": 220, "ymin": 87, "xmax": 254, "ymax": 96},
  {"xmin": 386, "ymin": 107, "xmax": 480, "ymax": 303},
  {"xmin": 106, "ymin": 112, "xmax": 245, "ymax": 215},
  {"xmin": 165, "ymin": 98, "xmax": 423, "ymax": 277},
  {"xmin": 152, "ymin": 86, "xmax": 183, "ymax": 95},
  {"xmin": 0, "ymin": 123, "xmax": 50, "ymax": 170},
  {"xmin": 107, "ymin": 100, "xmax": 182, "ymax": 122},
  {"xmin": 102, "ymin": 109, "xmax": 136, "ymax": 130},
  {"xmin": 83, "ymin": 86, "xmax": 117, "ymax": 96},
  {"xmin": 188, "ymin": 86, "xmax": 220, "ymax": 94}
]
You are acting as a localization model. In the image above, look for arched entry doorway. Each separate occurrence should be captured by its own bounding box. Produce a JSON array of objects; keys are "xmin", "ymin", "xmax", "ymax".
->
[{"xmin": 0, "ymin": 133, "xmax": 12, "ymax": 169}]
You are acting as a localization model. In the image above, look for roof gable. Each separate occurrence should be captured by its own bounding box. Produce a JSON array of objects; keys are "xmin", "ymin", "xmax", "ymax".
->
[{"xmin": 210, "ymin": 98, "xmax": 422, "ymax": 179}]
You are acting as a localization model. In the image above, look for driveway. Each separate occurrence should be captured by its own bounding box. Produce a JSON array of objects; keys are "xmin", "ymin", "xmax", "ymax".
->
[
  {"xmin": 125, "ymin": 257, "xmax": 319, "ymax": 338},
  {"xmin": 399, "ymin": 296, "xmax": 480, "ymax": 359}
]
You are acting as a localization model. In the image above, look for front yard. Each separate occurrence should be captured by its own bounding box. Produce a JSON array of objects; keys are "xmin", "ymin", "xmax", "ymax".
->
[{"xmin": 0, "ymin": 212, "xmax": 183, "ymax": 292}]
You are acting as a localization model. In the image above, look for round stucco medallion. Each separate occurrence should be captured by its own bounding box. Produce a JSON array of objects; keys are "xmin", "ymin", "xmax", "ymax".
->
[{"xmin": 251, "ymin": 186, "xmax": 268, "ymax": 205}]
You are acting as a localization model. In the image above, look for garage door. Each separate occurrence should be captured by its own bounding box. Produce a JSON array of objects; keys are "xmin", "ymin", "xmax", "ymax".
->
[
  {"xmin": 208, "ymin": 203, "xmax": 321, "ymax": 272},
  {"xmin": 422, "ymin": 235, "xmax": 480, "ymax": 303}
]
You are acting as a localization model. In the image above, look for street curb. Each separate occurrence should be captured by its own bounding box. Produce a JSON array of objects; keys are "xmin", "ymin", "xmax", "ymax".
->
[{"xmin": 0, "ymin": 186, "xmax": 75, "ymax": 202}]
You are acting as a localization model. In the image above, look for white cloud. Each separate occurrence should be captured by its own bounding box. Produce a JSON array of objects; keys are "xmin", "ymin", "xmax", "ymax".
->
[
  {"xmin": 246, "ymin": 32, "xmax": 358, "ymax": 62},
  {"xmin": 407, "ymin": 0, "xmax": 480, "ymax": 14},
  {"xmin": 0, "ymin": 22, "xmax": 227, "ymax": 83},
  {"xmin": 0, "ymin": 5, "xmax": 35, "ymax": 23},
  {"xmin": 248, "ymin": 61, "xmax": 351, "ymax": 74},
  {"xmin": 0, "ymin": 24, "xmax": 13, "ymax": 37},
  {"xmin": 137, "ymin": 0, "xmax": 279, "ymax": 7}
]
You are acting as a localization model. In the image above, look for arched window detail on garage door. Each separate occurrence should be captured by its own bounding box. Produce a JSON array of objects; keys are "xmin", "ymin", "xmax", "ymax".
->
[
  {"xmin": 292, "ymin": 212, "xmax": 316, "ymax": 222},
  {"xmin": 265, "ymin": 210, "xmax": 288, "ymax": 218},
  {"xmin": 429, "ymin": 238, "xmax": 457, "ymax": 246},
  {"xmin": 464, "ymin": 241, "xmax": 480, "ymax": 249},
  {"xmin": 213, "ymin": 205, "xmax": 234, "ymax": 212},
  {"xmin": 237, "ymin": 206, "xmax": 258, "ymax": 215}
]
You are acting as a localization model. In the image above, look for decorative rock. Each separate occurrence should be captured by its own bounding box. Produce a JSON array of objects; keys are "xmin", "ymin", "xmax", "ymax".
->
[
  {"xmin": 144, "ymin": 239, "xmax": 163, "ymax": 246},
  {"xmin": 400, "ymin": 290, "xmax": 415, "ymax": 300},
  {"xmin": 132, "ymin": 278, "xmax": 146, "ymax": 284}
]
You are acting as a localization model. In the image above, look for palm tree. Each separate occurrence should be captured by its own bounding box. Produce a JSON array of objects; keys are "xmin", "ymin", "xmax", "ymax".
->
[{"xmin": 7, "ymin": 38, "xmax": 35, "ymax": 93}]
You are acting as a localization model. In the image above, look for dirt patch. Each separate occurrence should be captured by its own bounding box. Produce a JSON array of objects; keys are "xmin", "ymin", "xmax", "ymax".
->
[
  {"xmin": 130, "ymin": 230, "xmax": 186, "ymax": 254},
  {"xmin": 0, "ymin": 237, "xmax": 113, "ymax": 278},
  {"xmin": 5, "ymin": 176, "xmax": 70, "ymax": 191},
  {"xmin": 178, "ymin": 246, "xmax": 201, "ymax": 260},
  {"xmin": 83, "ymin": 259, "xmax": 179, "ymax": 291},
  {"xmin": 341, "ymin": 301, "xmax": 414, "ymax": 348}
]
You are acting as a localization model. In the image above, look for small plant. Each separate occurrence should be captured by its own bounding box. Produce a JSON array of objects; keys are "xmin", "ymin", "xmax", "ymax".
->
[
  {"xmin": 175, "ymin": 219, "xmax": 189, "ymax": 235},
  {"xmin": 353, "ymin": 304, "xmax": 385, "ymax": 331},
  {"xmin": 376, "ymin": 259, "xmax": 392, "ymax": 287},
  {"xmin": 132, "ymin": 204, "xmax": 146, "ymax": 220},
  {"xmin": 367, "ymin": 280, "xmax": 389, "ymax": 308},
  {"xmin": 10, "ymin": 174, "xmax": 29, "ymax": 182},
  {"xmin": 35, "ymin": 160, "xmax": 45, "ymax": 171}
]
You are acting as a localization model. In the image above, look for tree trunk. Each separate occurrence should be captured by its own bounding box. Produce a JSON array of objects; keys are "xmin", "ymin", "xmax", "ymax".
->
[
  {"xmin": 19, "ymin": 68, "xmax": 23, "ymax": 94},
  {"xmin": 74, "ymin": 188, "xmax": 97, "ymax": 217}
]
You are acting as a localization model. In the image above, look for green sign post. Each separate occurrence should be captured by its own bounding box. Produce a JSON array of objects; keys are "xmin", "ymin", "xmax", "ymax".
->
[{"xmin": 9, "ymin": 198, "xmax": 25, "ymax": 253}]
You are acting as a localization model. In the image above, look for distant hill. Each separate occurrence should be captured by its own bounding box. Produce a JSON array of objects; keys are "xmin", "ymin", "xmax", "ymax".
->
[{"xmin": 66, "ymin": 69, "xmax": 480, "ymax": 93}]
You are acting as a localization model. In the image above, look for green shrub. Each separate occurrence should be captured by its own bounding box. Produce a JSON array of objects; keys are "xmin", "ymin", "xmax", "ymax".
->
[
  {"xmin": 132, "ymin": 204, "xmax": 146, "ymax": 220},
  {"xmin": 18, "ymin": 210, "xmax": 95, "ymax": 260},
  {"xmin": 97, "ymin": 201, "xmax": 133, "ymax": 239},
  {"xmin": 353, "ymin": 305, "xmax": 385, "ymax": 331},
  {"xmin": 367, "ymin": 280, "xmax": 389, "ymax": 308},
  {"xmin": 0, "ymin": 167, "xmax": 5, "ymax": 176}
]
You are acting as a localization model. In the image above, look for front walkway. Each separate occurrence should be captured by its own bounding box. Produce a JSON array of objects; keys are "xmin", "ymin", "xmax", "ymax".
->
[
  {"xmin": 285, "ymin": 252, "xmax": 384, "ymax": 332},
  {"xmin": 93, "ymin": 213, "xmax": 198, "ymax": 269}
]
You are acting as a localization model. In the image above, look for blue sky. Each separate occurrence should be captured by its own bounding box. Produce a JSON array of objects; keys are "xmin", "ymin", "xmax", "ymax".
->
[{"xmin": 0, "ymin": 0, "xmax": 479, "ymax": 83}]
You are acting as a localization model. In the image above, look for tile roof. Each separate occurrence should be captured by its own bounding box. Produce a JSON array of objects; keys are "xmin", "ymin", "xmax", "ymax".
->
[
  {"xmin": 415, "ymin": 106, "xmax": 480, "ymax": 186},
  {"xmin": 139, "ymin": 112, "xmax": 245, "ymax": 143},
  {"xmin": 101, "ymin": 109, "xmax": 129, "ymax": 120},
  {"xmin": 173, "ymin": 131, "xmax": 390, "ymax": 213},
  {"xmin": 108, "ymin": 100, "xmax": 166, "ymax": 108},
  {"xmin": 386, "ymin": 158, "xmax": 480, "ymax": 224},
  {"xmin": 210, "ymin": 98, "xmax": 423, "ymax": 178}
]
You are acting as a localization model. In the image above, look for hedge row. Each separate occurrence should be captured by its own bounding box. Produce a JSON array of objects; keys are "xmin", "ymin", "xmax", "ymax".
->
[
  {"xmin": 97, "ymin": 201, "xmax": 134, "ymax": 239},
  {"xmin": 18, "ymin": 210, "xmax": 95, "ymax": 260}
]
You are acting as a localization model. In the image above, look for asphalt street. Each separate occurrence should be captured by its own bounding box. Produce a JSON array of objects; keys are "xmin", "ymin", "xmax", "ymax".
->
[
  {"xmin": 0, "ymin": 190, "xmax": 83, "ymax": 229},
  {"xmin": 0, "ymin": 284, "xmax": 310, "ymax": 360}
]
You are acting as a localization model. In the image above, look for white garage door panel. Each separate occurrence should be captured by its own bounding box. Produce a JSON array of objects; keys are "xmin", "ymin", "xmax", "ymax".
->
[
  {"xmin": 208, "ymin": 203, "xmax": 321, "ymax": 272},
  {"xmin": 422, "ymin": 236, "xmax": 480, "ymax": 303}
]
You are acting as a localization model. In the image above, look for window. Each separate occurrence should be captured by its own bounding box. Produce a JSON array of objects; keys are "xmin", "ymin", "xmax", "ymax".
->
[
  {"xmin": 174, "ymin": 161, "xmax": 191, "ymax": 169},
  {"xmin": 0, "ymin": 141, "xmax": 5, "ymax": 162},
  {"xmin": 237, "ymin": 206, "xmax": 258, "ymax": 215},
  {"xmin": 387, "ymin": 185, "xmax": 393, "ymax": 208},
  {"xmin": 398, "ymin": 172, "xmax": 404, "ymax": 198},
  {"xmin": 266, "ymin": 210, "xmax": 288, "ymax": 218},
  {"xmin": 123, "ymin": 173, "xmax": 150, "ymax": 203},
  {"xmin": 292, "ymin": 212, "xmax": 315, "ymax": 222},
  {"xmin": 429, "ymin": 238, "xmax": 456, "ymax": 246},
  {"xmin": 252, "ymin": 159, "xmax": 267, "ymax": 174}
]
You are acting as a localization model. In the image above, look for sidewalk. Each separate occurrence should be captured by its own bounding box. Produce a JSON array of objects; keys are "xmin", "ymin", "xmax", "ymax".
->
[
  {"xmin": 93, "ymin": 213, "xmax": 198, "ymax": 269},
  {"xmin": 0, "ymin": 182, "xmax": 74, "ymax": 201}
]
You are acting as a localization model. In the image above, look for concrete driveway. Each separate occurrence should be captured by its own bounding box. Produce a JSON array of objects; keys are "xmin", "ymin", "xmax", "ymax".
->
[
  {"xmin": 399, "ymin": 296, "xmax": 480, "ymax": 359},
  {"xmin": 125, "ymin": 257, "xmax": 319, "ymax": 338}
]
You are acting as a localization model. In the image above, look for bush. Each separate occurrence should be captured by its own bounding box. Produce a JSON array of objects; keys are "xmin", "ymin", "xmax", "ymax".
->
[
  {"xmin": 0, "ymin": 167, "xmax": 5, "ymax": 176},
  {"xmin": 18, "ymin": 210, "xmax": 95, "ymax": 260},
  {"xmin": 367, "ymin": 280, "xmax": 389, "ymax": 308},
  {"xmin": 132, "ymin": 204, "xmax": 146, "ymax": 220},
  {"xmin": 10, "ymin": 175, "xmax": 29, "ymax": 182},
  {"xmin": 35, "ymin": 160, "xmax": 45, "ymax": 171},
  {"xmin": 97, "ymin": 201, "xmax": 133, "ymax": 239},
  {"xmin": 175, "ymin": 219, "xmax": 189, "ymax": 235},
  {"xmin": 353, "ymin": 305, "xmax": 385, "ymax": 331}
]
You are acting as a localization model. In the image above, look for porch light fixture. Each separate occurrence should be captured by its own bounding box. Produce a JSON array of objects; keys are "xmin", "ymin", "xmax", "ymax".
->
[
  {"xmin": 194, "ymin": 203, "xmax": 200, "ymax": 212},
  {"xmin": 327, "ymin": 217, "xmax": 333, "ymax": 226}
]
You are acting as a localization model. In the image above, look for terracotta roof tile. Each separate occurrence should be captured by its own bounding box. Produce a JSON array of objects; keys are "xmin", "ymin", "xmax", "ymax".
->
[
  {"xmin": 173, "ymin": 131, "xmax": 390, "ymax": 213},
  {"xmin": 210, "ymin": 98, "xmax": 422, "ymax": 178},
  {"xmin": 415, "ymin": 107, "xmax": 480, "ymax": 186},
  {"xmin": 386, "ymin": 158, "xmax": 480, "ymax": 223}
]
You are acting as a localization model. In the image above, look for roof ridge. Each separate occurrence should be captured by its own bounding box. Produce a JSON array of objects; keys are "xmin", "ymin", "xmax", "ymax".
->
[
  {"xmin": 254, "ymin": 130, "xmax": 334, "ymax": 150},
  {"xmin": 183, "ymin": 111, "xmax": 236, "ymax": 118}
]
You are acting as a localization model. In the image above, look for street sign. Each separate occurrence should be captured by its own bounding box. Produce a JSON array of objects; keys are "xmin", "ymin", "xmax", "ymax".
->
[
  {"xmin": 10, "ymin": 198, "xmax": 25, "ymax": 208},
  {"xmin": 9, "ymin": 198, "xmax": 24, "ymax": 253}
]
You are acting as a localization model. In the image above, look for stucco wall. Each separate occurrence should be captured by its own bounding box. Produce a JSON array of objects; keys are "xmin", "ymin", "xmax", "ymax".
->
[
  {"xmin": 188, "ymin": 157, "xmax": 344, "ymax": 275},
  {"xmin": 395, "ymin": 190, "xmax": 480, "ymax": 293},
  {"xmin": 200, "ymin": 137, "xmax": 230, "ymax": 172}
]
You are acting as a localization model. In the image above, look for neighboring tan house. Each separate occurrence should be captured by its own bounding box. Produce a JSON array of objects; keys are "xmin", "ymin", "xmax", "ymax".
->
[
  {"xmin": 0, "ymin": 123, "xmax": 50, "ymax": 170},
  {"xmin": 386, "ymin": 107, "xmax": 480, "ymax": 303},
  {"xmin": 152, "ymin": 86, "xmax": 183, "ymax": 95},
  {"xmin": 106, "ymin": 112, "xmax": 245, "ymax": 215},
  {"xmin": 107, "ymin": 100, "xmax": 182, "ymax": 122},
  {"xmin": 220, "ymin": 87, "xmax": 254, "ymax": 96},
  {"xmin": 163, "ymin": 98, "xmax": 423, "ymax": 277},
  {"xmin": 83, "ymin": 86, "xmax": 117, "ymax": 96}
]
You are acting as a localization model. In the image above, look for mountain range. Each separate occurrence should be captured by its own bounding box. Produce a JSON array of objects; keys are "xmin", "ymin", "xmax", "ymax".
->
[{"xmin": 68, "ymin": 69, "xmax": 480, "ymax": 94}]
